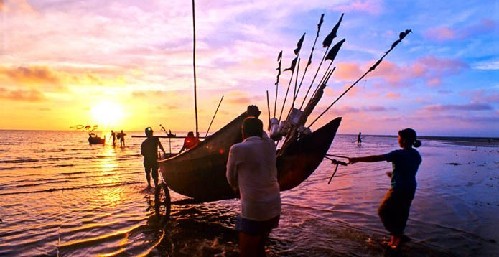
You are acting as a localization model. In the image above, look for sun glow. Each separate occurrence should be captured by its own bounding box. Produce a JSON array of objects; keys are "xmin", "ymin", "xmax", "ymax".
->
[{"xmin": 90, "ymin": 101, "xmax": 125, "ymax": 128}]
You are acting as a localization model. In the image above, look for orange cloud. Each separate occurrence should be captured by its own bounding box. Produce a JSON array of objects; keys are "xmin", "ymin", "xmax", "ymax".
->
[
  {"xmin": 224, "ymin": 90, "xmax": 252, "ymax": 106},
  {"xmin": 0, "ymin": 87, "xmax": 45, "ymax": 101},
  {"xmin": 2, "ymin": 0, "xmax": 36, "ymax": 14},
  {"xmin": 335, "ymin": 62, "xmax": 363, "ymax": 80},
  {"xmin": 386, "ymin": 92, "xmax": 400, "ymax": 99},
  {"xmin": 1, "ymin": 66, "xmax": 62, "ymax": 88}
]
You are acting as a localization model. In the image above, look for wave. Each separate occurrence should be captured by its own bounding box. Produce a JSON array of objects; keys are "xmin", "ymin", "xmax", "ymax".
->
[
  {"xmin": 0, "ymin": 181, "xmax": 143, "ymax": 196},
  {"xmin": 0, "ymin": 158, "xmax": 39, "ymax": 164}
]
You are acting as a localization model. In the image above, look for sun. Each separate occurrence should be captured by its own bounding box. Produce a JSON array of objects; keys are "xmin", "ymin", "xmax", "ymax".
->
[{"xmin": 90, "ymin": 101, "xmax": 125, "ymax": 128}]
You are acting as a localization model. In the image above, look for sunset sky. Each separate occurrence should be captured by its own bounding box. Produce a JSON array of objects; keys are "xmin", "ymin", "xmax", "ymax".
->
[{"xmin": 1, "ymin": 0, "xmax": 498, "ymax": 137}]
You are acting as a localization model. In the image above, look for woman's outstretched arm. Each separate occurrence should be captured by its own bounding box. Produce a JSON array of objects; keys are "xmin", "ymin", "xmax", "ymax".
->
[{"xmin": 348, "ymin": 154, "xmax": 386, "ymax": 164}]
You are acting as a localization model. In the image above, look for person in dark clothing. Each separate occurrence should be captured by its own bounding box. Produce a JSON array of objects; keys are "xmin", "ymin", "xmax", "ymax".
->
[
  {"xmin": 111, "ymin": 130, "xmax": 116, "ymax": 146},
  {"xmin": 141, "ymin": 127, "xmax": 165, "ymax": 188},
  {"xmin": 120, "ymin": 130, "xmax": 126, "ymax": 147},
  {"xmin": 347, "ymin": 128, "xmax": 422, "ymax": 249}
]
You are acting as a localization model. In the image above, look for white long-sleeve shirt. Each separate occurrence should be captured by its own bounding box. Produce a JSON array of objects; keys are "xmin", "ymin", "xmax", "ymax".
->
[{"xmin": 226, "ymin": 134, "xmax": 281, "ymax": 221}]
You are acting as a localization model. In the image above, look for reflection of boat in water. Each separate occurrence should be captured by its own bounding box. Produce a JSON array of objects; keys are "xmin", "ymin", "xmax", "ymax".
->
[{"xmin": 88, "ymin": 133, "xmax": 106, "ymax": 144}]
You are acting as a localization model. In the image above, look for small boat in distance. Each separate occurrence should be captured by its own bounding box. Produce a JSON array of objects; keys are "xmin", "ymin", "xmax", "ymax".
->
[{"xmin": 88, "ymin": 132, "xmax": 105, "ymax": 144}]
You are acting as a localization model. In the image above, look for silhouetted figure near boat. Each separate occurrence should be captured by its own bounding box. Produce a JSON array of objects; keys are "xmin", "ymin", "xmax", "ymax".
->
[
  {"xmin": 179, "ymin": 131, "xmax": 200, "ymax": 153},
  {"xmin": 141, "ymin": 127, "xmax": 165, "ymax": 188},
  {"xmin": 111, "ymin": 130, "xmax": 116, "ymax": 146},
  {"xmin": 226, "ymin": 116, "xmax": 281, "ymax": 257},
  {"xmin": 120, "ymin": 130, "xmax": 126, "ymax": 147},
  {"xmin": 347, "ymin": 128, "xmax": 422, "ymax": 249},
  {"xmin": 357, "ymin": 132, "xmax": 362, "ymax": 145}
]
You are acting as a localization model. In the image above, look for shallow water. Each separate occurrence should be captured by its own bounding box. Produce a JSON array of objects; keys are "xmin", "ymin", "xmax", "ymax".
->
[{"xmin": 0, "ymin": 131, "xmax": 497, "ymax": 256}]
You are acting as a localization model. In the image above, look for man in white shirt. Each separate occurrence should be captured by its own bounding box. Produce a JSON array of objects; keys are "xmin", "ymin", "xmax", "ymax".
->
[{"xmin": 226, "ymin": 115, "xmax": 281, "ymax": 257}]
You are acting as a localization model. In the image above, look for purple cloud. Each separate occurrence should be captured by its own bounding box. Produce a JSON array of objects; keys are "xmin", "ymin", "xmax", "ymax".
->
[{"xmin": 424, "ymin": 103, "xmax": 493, "ymax": 112}]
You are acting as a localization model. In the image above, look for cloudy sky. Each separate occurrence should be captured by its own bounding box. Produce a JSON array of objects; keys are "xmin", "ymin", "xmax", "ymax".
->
[{"xmin": 1, "ymin": 0, "xmax": 498, "ymax": 137}]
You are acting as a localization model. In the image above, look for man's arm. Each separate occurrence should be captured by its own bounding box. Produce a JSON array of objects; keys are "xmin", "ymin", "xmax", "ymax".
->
[
  {"xmin": 157, "ymin": 139, "xmax": 165, "ymax": 152},
  {"xmin": 225, "ymin": 146, "xmax": 238, "ymax": 191}
]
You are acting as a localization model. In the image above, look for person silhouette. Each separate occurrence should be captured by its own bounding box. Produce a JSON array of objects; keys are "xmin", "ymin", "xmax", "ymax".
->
[
  {"xmin": 141, "ymin": 127, "xmax": 165, "ymax": 188},
  {"xmin": 179, "ymin": 131, "xmax": 200, "ymax": 153},
  {"xmin": 117, "ymin": 130, "xmax": 125, "ymax": 147},
  {"xmin": 111, "ymin": 130, "xmax": 116, "ymax": 146},
  {"xmin": 348, "ymin": 128, "xmax": 422, "ymax": 249}
]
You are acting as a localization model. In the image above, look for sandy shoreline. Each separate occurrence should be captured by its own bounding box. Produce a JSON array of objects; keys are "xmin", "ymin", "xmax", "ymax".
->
[{"xmin": 418, "ymin": 136, "xmax": 499, "ymax": 147}]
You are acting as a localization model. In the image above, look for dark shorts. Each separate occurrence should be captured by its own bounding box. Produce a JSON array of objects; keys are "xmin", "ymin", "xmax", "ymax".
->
[
  {"xmin": 144, "ymin": 160, "xmax": 159, "ymax": 170},
  {"xmin": 236, "ymin": 215, "xmax": 280, "ymax": 236}
]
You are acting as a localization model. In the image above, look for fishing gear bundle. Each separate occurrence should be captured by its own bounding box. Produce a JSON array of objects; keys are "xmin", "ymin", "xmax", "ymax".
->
[{"xmin": 266, "ymin": 13, "xmax": 411, "ymax": 155}]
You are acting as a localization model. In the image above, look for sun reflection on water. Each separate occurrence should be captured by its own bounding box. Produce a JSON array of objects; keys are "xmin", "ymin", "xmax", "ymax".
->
[{"xmin": 97, "ymin": 147, "xmax": 123, "ymax": 206}]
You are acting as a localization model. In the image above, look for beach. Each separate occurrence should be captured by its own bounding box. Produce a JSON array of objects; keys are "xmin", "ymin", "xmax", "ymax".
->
[{"xmin": 0, "ymin": 130, "xmax": 497, "ymax": 256}]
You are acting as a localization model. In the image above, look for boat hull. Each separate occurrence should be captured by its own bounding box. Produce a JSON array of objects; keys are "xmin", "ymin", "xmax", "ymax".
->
[
  {"xmin": 88, "ymin": 136, "xmax": 105, "ymax": 144},
  {"xmin": 159, "ymin": 112, "xmax": 341, "ymax": 201}
]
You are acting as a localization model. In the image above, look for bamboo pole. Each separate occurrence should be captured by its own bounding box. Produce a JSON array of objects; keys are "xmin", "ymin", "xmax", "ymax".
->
[
  {"xmin": 192, "ymin": 0, "xmax": 199, "ymax": 136},
  {"xmin": 205, "ymin": 95, "xmax": 224, "ymax": 137}
]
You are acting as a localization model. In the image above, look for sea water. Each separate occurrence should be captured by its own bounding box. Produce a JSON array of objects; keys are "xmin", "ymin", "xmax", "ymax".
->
[{"xmin": 0, "ymin": 130, "xmax": 497, "ymax": 257}]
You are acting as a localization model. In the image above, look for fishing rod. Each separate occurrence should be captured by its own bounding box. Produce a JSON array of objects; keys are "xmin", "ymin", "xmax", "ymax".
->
[
  {"xmin": 292, "ymin": 14, "xmax": 324, "ymax": 110},
  {"xmin": 308, "ymin": 29, "xmax": 412, "ymax": 128},
  {"xmin": 273, "ymin": 51, "xmax": 282, "ymax": 119},
  {"xmin": 278, "ymin": 55, "xmax": 301, "ymax": 121},
  {"xmin": 292, "ymin": 60, "xmax": 300, "ymax": 111},
  {"xmin": 299, "ymin": 13, "xmax": 344, "ymax": 110},
  {"xmin": 159, "ymin": 124, "xmax": 173, "ymax": 155},
  {"xmin": 313, "ymin": 38, "xmax": 345, "ymax": 102},
  {"xmin": 266, "ymin": 90, "xmax": 271, "ymax": 130},
  {"xmin": 278, "ymin": 67, "xmax": 335, "ymax": 152},
  {"xmin": 278, "ymin": 33, "xmax": 305, "ymax": 121},
  {"xmin": 205, "ymin": 95, "xmax": 224, "ymax": 137}
]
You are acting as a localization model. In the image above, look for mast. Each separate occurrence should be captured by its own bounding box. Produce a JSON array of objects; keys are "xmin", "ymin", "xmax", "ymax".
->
[{"xmin": 192, "ymin": 0, "xmax": 199, "ymax": 136}]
